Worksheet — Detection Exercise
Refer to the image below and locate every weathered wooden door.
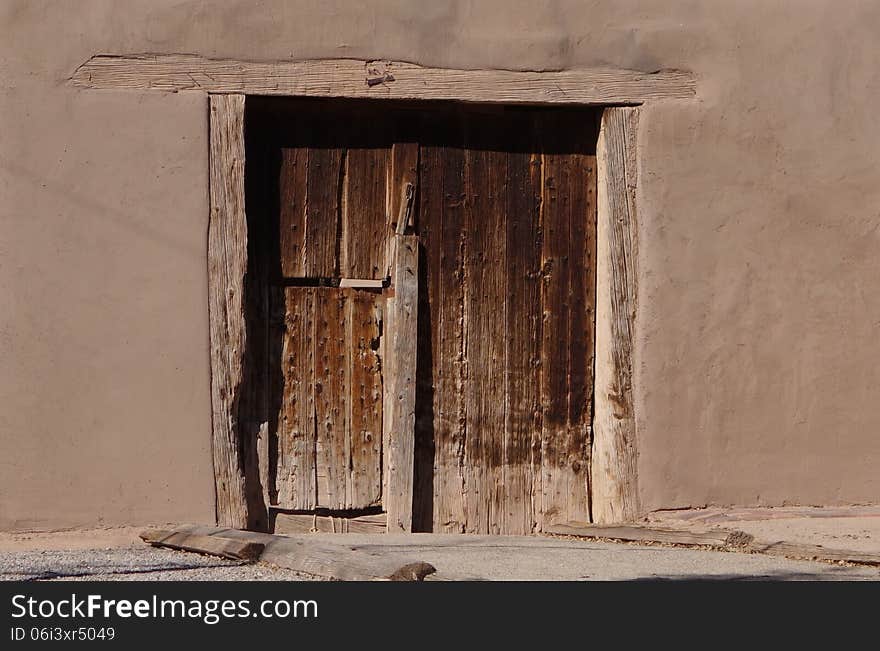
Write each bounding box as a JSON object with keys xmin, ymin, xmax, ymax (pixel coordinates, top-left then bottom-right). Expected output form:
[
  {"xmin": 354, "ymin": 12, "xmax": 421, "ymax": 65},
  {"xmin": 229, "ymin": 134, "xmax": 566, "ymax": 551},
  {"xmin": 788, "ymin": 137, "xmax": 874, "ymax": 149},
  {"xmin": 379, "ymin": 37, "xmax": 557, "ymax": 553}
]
[
  {"xmin": 252, "ymin": 99, "xmax": 597, "ymax": 535},
  {"xmin": 273, "ymin": 285, "xmax": 384, "ymax": 511},
  {"xmin": 261, "ymin": 104, "xmax": 419, "ymax": 532}
]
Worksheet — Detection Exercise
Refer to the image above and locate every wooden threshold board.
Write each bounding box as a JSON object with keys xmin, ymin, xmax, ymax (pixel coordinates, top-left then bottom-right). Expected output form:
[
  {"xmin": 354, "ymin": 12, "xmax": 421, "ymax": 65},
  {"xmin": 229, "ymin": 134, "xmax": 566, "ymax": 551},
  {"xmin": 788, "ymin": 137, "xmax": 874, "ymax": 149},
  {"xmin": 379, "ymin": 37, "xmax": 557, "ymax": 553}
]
[
  {"xmin": 141, "ymin": 525, "xmax": 435, "ymax": 581},
  {"xmin": 272, "ymin": 511, "xmax": 388, "ymax": 534},
  {"xmin": 544, "ymin": 522, "xmax": 880, "ymax": 566}
]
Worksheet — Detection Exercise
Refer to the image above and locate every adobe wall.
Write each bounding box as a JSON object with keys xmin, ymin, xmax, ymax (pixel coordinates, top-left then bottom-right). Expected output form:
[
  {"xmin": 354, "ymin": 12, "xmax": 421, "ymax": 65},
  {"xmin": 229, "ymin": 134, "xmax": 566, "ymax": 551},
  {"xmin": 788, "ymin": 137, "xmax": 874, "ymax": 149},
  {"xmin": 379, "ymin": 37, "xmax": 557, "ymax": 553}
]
[{"xmin": 2, "ymin": 0, "xmax": 877, "ymax": 530}]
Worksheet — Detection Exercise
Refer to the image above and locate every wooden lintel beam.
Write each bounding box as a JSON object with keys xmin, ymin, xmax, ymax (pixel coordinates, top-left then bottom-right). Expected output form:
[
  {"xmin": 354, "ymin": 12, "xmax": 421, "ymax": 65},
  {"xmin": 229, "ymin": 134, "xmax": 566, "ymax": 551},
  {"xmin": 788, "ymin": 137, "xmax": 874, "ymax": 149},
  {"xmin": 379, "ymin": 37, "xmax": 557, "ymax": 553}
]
[{"xmin": 71, "ymin": 55, "xmax": 696, "ymax": 105}]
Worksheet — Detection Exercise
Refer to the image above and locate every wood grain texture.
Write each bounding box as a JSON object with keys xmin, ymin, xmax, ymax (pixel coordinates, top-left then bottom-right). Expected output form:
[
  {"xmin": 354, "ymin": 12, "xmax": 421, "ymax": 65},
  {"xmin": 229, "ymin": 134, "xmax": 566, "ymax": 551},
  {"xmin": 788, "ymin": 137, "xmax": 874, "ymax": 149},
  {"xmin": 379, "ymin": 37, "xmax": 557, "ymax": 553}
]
[
  {"xmin": 384, "ymin": 235, "xmax": 419, "ymax": 532},
  {"xmin": 388, "ymin": 141, "xmax": 419, "ymax": 272},
  {"xmin": 550, "ymin": 522, "xmax": 880, "ymax": 565},
  {"xmin": 591, "ymin": 107, "xmax": 641, "ymax": 524},
  {"xmin": 275, "ymin": 288, "xmax": 317, "ymax": 509},
  {"xmin": 503, "ymin": 114, "xmax": 543, "ymax": 535},
  {"xmin": 747, "ymin": 540, "xmax": 880, "ymax": 565},
  {"xmin": 278, "ymin": 145, "xmax": 308, "ymax": 277},
  {"xmin": 304, "ymin": 141, "xmax": 343, "ymax": 277},
  {"xmin": 314, "ymin": 288, "xmax": 349, "ymax": 508},
  {"xmin": 140, "ymin": 528, "xmax": 264, "ymax": 561},
  {"xmin": 346, "ymin": 290, "xmax": 383, "ymax": 508},
  {"xmin": 463, "ymin": 116, "xmax": 508, "ymax": 534},
  {"xmin": 208, "ymin": 94, "xmax": 250, "ymax": 529},
  {"xmin": 72, "ymin": 55, "xmax": 695, "ymax": 104},
  {"xmin": 272, "ymin": 511, "xmax": 387, "ymax": 534},
  {"xmin": 544, "ymin": 522, "xmax": 743, "ymax": 548},
  {"xmin": 166, "ymin": 525, "xmax": 436, "ymax": 580},
  {"xmin": 342, "ymin": 140, "xmax": 389, "ymax": 278},
  {"xmin": 419, "ymin": 119, "xmax": 468, "ymax": 533},
  {"xmin": 538, "ymin": 114, "xmax": 595, "ymax": 529},
  {"xmin": 274, "ymin": 288, "xmax": 382, "ymax": 511}
]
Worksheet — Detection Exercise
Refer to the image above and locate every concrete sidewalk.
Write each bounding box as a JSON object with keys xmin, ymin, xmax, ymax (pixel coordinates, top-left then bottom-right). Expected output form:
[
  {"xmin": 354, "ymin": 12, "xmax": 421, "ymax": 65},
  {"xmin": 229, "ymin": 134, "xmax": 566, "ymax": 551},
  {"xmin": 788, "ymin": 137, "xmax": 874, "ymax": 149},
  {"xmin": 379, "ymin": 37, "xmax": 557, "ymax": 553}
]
[{"xmin": 0, "ymin": 523, "xmax": 878, "ymax": 581}]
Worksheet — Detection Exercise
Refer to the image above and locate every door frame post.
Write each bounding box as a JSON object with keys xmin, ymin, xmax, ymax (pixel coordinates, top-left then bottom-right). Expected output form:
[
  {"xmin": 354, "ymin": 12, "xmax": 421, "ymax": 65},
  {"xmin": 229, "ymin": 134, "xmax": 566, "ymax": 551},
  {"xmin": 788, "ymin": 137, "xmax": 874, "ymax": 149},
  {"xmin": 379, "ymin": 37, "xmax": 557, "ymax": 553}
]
[
  {"xmin": 207, "ymin": 93, "xmax": 252, "ymax": 529},
  {"xmin": 591, "ymin": 107, "xmax": 641, "ymax": 523}
]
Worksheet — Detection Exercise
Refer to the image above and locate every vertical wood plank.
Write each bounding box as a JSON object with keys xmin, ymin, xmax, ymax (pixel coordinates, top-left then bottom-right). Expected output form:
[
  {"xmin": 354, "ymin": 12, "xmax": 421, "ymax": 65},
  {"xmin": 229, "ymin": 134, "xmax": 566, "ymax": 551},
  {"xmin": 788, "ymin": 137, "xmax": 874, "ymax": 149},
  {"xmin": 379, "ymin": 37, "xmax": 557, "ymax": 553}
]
[
  {"xmin": 463, "ymin": 115, "xmax": 508, "ymax": 534},
  {"xmin": 278, "ymin": 144, "xmax": 309, "ymax": 277},
  {"xmin": 591, "ymin": 107, "xmax": 640, "ymax": 523},
  {"xmin": 304, "ymin": 137, "xmax": 343, "ymax": 277},
  {"xmin": 419, "ymin": 122, "xmax": 468, "ymax": 533},
  {"xmin": 314, "ymin": 288, "xmax": 349, "ymax": 508},
  {"xmin": 567, "ymin": 120, "xmax": 598, "ymax": 524},
  {"xmin": 342, "ymin": 143, "xmax": 389, "ymax": 279},
  {"xmin": 347, "ymin": 290, "xmax": 383, "ymax": 508},
  {"xmin": 384, "ymin": 235, "xmax": 419, "ymax": 531},
  {"xmin": 208, "ymin": 93, "xmax": 250, "ymax": 529},
  {"xmin": 503, "ymin": 113, "xmax": 543, "ymax": 535},
  {"xmin": 539, "ymin": 113, "xmax": 594, "ymax": 528},
  {"xmin": 275, "ymin": 287, "xmax": 318, "ymax": 509}
]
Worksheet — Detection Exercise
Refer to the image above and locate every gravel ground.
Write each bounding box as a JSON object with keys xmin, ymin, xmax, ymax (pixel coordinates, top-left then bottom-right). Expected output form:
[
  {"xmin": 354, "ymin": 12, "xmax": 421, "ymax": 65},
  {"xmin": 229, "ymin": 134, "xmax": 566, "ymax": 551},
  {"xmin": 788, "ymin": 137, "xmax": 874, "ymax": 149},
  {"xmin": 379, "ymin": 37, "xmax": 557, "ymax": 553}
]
[
  {"xmin": 0, "ymin": 547, "xmax": 319, "ymax": 581},
  {"xmin": 1, "ymin": 537, "xmax": 878, "ymax": 581}
]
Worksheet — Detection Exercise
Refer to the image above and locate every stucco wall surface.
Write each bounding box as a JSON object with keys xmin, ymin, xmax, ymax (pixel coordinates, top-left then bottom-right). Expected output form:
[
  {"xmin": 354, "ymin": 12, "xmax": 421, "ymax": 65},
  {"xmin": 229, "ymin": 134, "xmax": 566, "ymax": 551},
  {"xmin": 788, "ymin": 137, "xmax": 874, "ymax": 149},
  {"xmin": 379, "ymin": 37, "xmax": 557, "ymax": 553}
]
[{"xmin": 1, "ymin": 0, "xmax": 878, "ymax": 530}]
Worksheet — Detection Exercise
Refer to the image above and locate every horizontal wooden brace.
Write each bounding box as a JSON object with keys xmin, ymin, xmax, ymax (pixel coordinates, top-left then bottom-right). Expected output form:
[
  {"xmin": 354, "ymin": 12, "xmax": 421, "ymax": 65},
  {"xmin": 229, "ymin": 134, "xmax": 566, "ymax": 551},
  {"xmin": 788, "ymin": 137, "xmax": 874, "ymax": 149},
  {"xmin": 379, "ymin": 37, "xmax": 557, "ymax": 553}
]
[{"xmin": 71, "ymin": 54, "xmax": 696, "ymax": 105}]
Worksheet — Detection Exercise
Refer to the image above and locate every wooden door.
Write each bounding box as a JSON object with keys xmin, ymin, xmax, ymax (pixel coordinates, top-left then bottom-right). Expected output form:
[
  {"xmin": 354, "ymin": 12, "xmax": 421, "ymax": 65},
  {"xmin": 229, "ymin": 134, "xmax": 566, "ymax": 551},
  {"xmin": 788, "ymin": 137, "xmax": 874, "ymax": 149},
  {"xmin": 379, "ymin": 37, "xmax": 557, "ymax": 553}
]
[
  {"xmin": 252, "ymin": 100, "xmax": 597, "ymax": 535},
  {"xmin": 263, "ymin": 105, "xmax": 418, "ymax": 532},
  {"xmin": 415, "ymin": 108, "xmax": 598, "ymax": 534},
  {"xmin": 273, "ymin": 286, "xmax": 384, "ymax": 510}
]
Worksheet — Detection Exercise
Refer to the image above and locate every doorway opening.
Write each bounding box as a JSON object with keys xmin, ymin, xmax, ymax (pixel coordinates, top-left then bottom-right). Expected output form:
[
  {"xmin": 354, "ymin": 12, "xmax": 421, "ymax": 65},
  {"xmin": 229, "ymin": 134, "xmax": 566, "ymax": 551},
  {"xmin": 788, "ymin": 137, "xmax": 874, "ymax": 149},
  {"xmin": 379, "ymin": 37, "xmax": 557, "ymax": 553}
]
[{"xmin": 240, "ymin": 96, "xmax": 601, "ymax": 535}]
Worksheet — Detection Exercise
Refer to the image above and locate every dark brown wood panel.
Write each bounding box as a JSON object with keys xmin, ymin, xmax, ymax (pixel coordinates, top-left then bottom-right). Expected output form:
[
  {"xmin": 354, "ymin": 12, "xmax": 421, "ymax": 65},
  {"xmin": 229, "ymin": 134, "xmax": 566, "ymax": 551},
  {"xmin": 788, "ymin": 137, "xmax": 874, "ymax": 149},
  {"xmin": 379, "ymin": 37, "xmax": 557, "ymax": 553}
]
[
  {"xmin": 273, "ymin": 286, "xmax": 383, "ymax": 512},
  {"xmin": 342, "ymin": 142, "xmax": 389, "ymax": 279},
  {"xmin": 463, "ymin": 114, "xmax": 509, "ymax": 534},
  {"xmin": 278, "ymin": 145, "xmax": 308, "ymax": 277},
  {"xmin": 275, "ymin": 287, "xmax": 317, "ymax": 509},
  {"xmin": 539, "ymin": 113, "xmax": 594, "ymax": 527},
  {"xmin": 313, "ymin": 288, "xmax": 349, "ymax": 508},
  {"xmin": 277, "ymin": 117, "xmax": 344, "ymax": 279},
  {"xmin": 422, "ymin": 115, "xmax": 468, "ymax": 532},
  {"xmin": 346, "ymin": 290, "xmax": 383, "ymax": 508},
  {"xmin": 503, "ymin": 113, "xmax": 543, "ymax": 535},
  {"xmin": 305, "ymin": 143, "xmax": 343, "ymax": 278}
]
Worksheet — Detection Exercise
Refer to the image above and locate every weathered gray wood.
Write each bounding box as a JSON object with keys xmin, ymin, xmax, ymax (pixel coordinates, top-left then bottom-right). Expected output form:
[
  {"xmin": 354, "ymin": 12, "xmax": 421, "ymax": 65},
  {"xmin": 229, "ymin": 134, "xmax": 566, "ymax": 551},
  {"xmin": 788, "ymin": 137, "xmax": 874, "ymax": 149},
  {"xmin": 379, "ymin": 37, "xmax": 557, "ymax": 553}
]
[
  {"xmin": 339, "ymin": 278, "xmax": 384, "ymax": 289},
  {"xmin": 549, "ymin": 522, "xmax": 880, "ymax": 566},
  {"xmin": 72, "ymin": 55, "xmax": 696, "ymax": 105},
  {"xmin": 273, "ymin": 511, "xmax": 387, "ymax": 534},
  {"xmin": 591, "ymin": 107, "xmax": 641, "ymax": 524},
  {"xmin": 208, "ymin": 94, "xmax": 251, "ymax": 529},
  {"xmin": 384, "ymin": 235, "xmax": 419, "ymax": 532},
  {"xmin": 545, "ymin": 522, "xmax": 746, "ymax": 548},
  {"xmin": 747, "ymin": 540, "xmax": 880, "ymax": 566},
  {"xmin": 140, "ymin": 528, "xmax": 264, "ymax": 561},
  {"xmin": 169, "ymin": 525, "xmax": 436, "ymax": 580}
]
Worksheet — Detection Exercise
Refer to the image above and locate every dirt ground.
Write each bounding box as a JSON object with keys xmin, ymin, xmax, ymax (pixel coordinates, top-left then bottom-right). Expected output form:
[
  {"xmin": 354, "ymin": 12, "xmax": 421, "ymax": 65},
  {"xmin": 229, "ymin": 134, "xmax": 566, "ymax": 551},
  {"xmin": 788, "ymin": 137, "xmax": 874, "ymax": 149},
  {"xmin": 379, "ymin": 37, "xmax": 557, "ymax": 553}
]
[{"xmin": 1, "ymin": 514, "xmax": 878, "ymax": 581}]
